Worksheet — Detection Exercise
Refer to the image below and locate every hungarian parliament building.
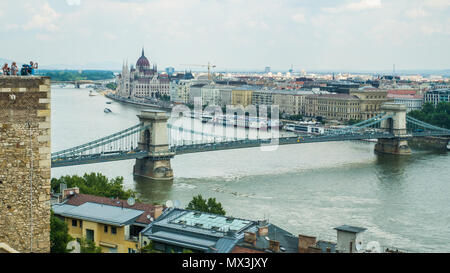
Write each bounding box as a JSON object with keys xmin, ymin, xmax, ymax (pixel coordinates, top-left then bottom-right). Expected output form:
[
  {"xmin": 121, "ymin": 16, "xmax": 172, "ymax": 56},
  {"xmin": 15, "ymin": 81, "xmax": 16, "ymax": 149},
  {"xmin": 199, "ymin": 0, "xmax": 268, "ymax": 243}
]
[{"xmin": 116, "ymin": 48, "xmax": 170, "ymax": 99}]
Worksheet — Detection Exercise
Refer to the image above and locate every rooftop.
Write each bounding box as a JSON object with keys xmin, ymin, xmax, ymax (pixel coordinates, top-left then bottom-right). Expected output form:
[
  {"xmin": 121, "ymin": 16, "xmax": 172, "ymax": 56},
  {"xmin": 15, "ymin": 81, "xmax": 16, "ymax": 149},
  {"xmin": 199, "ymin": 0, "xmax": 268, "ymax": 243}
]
[
  {"xmin": 52, "ymin": 202, "xmax": 145, "ymax": 226},
  {"xmin": 334, "ymin": 225, "xmax": 366, "ymax": 234},
  {"xmin": 59, "ymin": 193, "xmax": 163, "ymax": 225}
]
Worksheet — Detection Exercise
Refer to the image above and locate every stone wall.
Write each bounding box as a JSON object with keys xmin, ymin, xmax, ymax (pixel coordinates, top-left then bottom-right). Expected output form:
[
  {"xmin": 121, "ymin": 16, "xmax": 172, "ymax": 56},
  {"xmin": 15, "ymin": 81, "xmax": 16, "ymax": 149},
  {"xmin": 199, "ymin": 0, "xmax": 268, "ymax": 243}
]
[
  {"xmin": 0, "ymin": 76, "xmax": 51, "ymax": 253},
  {"xmin": 409, "ymin": 136, "xmax": 449, "ymax": 150}
]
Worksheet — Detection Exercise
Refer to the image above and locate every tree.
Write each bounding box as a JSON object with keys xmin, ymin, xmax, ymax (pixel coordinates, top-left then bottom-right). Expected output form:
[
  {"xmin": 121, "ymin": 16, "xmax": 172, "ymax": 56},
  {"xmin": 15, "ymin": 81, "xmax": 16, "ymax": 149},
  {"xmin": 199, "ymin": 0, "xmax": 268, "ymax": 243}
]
[
  {"xmin": 79, "ymin": 237, "xmax": 102, "ymax": 253},
  {"xmin": 50, "ymin": 211, "xmax": 73, "ymax": 253},
  {"xmin": 105, "ymin": 82, "xmax": 117, "ymax": 90},
  {"xmin": 186, "ymin": 194, "xmax": 226, "ymax": 216},
  {"xmin": 51, "ymin": 172, "xmax": 139, "ymax": 200},
  {"xmin": 409, "ymin": 102, "xmax": 450, "ymax": 129}
]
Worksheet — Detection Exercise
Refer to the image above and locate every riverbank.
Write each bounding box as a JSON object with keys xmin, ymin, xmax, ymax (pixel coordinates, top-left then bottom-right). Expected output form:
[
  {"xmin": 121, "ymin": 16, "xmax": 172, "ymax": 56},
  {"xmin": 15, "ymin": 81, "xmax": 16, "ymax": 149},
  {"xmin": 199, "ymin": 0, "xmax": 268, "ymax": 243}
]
[
  {"xmin": 409, "ymin": 136, "xmax": 450, "ymax": 150},
  {"xmin": 105, "ymin": 92, "xmax": 172, "ymax": 111}
]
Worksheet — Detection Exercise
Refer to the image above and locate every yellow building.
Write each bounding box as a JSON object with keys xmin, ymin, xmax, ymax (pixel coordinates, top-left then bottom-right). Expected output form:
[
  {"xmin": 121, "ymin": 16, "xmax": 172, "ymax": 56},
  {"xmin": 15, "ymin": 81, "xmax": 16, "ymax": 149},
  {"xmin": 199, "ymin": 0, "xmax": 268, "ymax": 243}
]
[
  {"xmin": 304, "ymin": 87, "xmax": 391, "ymax": 121},
  {"xmin": 231, "ymin": 89, "xmax": 253, "ymax": 107},
  {"xmin": 349, "ymin": 87, "xmax": 390, "ymax": 120},
  {"xmin": 53, "ymin": 189, "xmax": 163, "ymax": 253}
]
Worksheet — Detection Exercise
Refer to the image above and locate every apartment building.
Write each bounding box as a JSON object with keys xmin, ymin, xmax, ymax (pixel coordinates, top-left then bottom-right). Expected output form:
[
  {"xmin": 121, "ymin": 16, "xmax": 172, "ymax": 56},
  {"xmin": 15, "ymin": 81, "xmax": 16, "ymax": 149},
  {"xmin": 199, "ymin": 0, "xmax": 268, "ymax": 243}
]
[{"xmin": 52, "ymin": 189, "xmax": 163, "ymax": 253}]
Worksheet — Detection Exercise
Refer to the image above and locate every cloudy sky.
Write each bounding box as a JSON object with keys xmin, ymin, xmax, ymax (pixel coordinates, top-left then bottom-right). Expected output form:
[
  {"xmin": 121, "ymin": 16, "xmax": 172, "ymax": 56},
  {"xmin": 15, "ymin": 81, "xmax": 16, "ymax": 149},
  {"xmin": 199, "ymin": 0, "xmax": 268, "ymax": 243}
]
[{"xmin": 0, "ymin": 0, "xmax": 449, "ymax": 71}]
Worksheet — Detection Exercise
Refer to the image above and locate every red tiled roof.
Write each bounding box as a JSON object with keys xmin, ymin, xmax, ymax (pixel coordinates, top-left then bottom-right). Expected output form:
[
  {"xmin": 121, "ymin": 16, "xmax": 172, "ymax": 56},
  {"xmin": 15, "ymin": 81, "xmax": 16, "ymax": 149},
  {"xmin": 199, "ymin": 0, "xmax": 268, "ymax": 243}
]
[
  {"xmin": 64, "ymin": 193, "xmax": 164, "ymax": 225},
  {"xmin": 231, "ymin": 246, "xmax": 265, "ymax": 253}
]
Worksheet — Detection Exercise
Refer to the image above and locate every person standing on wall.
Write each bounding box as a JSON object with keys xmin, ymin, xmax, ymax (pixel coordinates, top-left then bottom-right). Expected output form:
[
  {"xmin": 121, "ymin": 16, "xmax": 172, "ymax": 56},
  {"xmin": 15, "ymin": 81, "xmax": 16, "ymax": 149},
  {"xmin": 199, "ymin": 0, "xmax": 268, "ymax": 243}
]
[
  {"xmin": 2, "ymin": 63, "xmax": 10, "ymax": 75},
  {"xmin": 11, "ymin": 62, "xmax": 18, "ymax": 76}
]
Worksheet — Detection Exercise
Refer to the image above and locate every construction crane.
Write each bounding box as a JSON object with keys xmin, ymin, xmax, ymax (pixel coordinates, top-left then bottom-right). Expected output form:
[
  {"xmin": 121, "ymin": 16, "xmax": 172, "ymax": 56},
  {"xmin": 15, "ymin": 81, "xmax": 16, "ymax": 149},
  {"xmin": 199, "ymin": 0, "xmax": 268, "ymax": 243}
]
[{"xmin": 180, "ymin": 62, "xmax": 216, "ymax": 81}]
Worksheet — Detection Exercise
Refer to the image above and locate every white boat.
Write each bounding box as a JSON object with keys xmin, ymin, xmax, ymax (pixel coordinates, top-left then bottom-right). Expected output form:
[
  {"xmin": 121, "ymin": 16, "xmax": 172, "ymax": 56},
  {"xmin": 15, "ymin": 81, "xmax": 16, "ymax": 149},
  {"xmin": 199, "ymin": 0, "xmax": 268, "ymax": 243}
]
[
  {"xmin": 89, "ymin": 90, "xmax": 97, "ymax": 96},
  {"xmin": 104, "ymin": 108, "xmax": 112, "ymax": 113}
]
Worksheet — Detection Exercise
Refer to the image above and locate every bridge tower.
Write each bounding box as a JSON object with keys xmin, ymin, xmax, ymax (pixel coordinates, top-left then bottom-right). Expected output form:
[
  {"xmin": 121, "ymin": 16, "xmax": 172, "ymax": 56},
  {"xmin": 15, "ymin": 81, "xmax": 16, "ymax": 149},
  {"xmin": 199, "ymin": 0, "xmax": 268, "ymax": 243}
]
[
  {"xmin": 133, "ymin": 110, "xmax": 174, "ymax": 180},
  {"xmin": 374, "ymin": 103, "xmax": 411, "ymax": 155}
]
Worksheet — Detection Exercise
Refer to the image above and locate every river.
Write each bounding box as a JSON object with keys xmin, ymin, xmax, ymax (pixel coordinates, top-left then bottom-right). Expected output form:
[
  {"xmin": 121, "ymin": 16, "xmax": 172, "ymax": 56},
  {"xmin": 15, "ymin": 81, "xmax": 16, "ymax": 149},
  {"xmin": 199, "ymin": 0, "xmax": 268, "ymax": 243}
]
[{"xmin": 51, "ymin": 86, "xmax": 450, "ymax": 252}]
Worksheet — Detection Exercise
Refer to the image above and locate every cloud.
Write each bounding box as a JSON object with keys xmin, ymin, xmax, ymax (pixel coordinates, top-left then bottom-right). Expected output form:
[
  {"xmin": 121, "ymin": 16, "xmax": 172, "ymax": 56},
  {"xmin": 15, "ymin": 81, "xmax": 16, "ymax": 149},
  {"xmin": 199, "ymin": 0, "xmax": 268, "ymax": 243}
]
[
  {"xmin": 423, "ymin": 0, "xmax": 450, "ymax": 8},
  {"xmin": 67, "ymin": 0, "xmax": 82, "ymax": 6},
  {"xmin": 405, "ymin": 8, "xmax": 429, "ymax": 19},
  {"xmin": 292, "ymin": 13, "xmax": 306, "ymax": 24},
  {"xmin": 323, "ymin": 0, "xmax": 381, "ymax": 13},
  {"xmin": 23, "ymin": 3, "xmax": 61, "ymax": 32}
]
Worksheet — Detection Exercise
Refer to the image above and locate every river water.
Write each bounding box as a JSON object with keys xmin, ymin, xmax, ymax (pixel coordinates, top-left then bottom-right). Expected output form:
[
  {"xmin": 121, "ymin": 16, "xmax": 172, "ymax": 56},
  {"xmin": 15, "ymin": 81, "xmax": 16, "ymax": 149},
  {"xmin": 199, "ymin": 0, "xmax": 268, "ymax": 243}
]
[{"xmin": 51, "ymin": 87, "xmax": 450, "ymax": 252}]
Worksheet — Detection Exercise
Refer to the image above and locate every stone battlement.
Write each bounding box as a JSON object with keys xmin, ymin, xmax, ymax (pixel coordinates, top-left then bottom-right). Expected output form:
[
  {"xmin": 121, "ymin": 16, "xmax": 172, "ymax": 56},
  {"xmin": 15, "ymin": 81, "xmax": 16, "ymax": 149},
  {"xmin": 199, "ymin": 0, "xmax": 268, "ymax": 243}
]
[{"xmin": 0, "ymin": 76, "xmax": 51, "ymax": 253}]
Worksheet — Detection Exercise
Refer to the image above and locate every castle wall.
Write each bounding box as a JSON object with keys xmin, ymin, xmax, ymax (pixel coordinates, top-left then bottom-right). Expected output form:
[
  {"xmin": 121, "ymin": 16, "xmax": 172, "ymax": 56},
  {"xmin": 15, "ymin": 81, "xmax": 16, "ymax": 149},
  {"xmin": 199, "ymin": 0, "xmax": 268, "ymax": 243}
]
[{"xmin": 0, "ymin": 76, "xmax": 51, "ymax": 253}]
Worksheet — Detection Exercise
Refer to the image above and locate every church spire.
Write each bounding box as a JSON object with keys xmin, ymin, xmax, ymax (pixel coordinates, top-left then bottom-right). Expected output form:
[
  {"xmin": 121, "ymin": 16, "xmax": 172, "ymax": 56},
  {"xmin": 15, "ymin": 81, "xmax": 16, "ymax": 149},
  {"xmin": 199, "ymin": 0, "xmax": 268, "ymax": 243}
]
[{"xmin": 142, "ymin": 47, "xmax": 145, "ymax": 57}]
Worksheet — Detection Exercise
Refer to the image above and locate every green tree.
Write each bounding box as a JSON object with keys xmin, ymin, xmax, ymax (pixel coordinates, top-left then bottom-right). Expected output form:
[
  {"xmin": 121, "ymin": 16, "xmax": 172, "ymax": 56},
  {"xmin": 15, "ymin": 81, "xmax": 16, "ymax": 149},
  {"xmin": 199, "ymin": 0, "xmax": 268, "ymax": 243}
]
[
  {"xmin": 409, "ymin": 102, "xmax": 450, "ymax": 129},
  {"xmin": 50, "ymin": 211, "xmax": 73, "ymax": 253},
  {"xmin": 51, "ymin": 172, "xmax": 139, "ymax": 200},
  {"xmin": 186, "ymin": 194, "xmax": 226, "ymax": 216},
  {"xmin": 79, "ymin": 237, "xmax": 102, "ymax": 253},
  {"xmin": 106, "ymin": 82, "xmax": 117, "ymax": 90},
  {"xmin": 140, "ymin": 241, "xmax": 161, "ymax": 253}
]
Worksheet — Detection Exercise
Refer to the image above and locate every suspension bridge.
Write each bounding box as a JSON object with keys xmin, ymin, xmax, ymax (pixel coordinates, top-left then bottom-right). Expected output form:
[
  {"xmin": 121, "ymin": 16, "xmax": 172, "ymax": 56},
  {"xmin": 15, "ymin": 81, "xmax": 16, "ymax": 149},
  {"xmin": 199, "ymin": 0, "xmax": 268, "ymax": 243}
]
[{"xmin": 51, "ymin": 103, "xmax": 450, "ymax": 180}]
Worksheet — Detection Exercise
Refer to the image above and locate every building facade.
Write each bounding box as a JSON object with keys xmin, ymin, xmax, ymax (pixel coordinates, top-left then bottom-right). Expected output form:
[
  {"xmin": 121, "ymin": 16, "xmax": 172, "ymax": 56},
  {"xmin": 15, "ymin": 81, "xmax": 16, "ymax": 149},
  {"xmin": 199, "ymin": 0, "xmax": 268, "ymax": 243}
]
[
  {"xmin": 116, "ymin": 48, "xmax": 170, "ymax": 100},
  {"xmin": 52, "ymin": 190, "xmax": 164, "ymax": 253},
  {"xmin": 424, "ymin": 89, "xmax": 450, "ymax": 106},
  {"xmin": 304, "ymin": 87, "xmax": 390, "ymax": 121},
  {"xmin": 231, "ymin": 89, "xmax": 253, "ymax": 107}
]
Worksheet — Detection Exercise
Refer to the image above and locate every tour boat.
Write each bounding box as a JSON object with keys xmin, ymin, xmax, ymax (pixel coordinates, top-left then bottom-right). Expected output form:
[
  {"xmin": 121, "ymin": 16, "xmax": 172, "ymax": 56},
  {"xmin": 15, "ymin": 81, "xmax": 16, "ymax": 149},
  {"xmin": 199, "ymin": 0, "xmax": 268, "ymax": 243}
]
[
  {"xmin": 89, "ymin": 90, "xmax": 97, "ymax": 96},
  {"xmin": 104, "ymin": 108, "xmax": 112, "ymax": 113}
]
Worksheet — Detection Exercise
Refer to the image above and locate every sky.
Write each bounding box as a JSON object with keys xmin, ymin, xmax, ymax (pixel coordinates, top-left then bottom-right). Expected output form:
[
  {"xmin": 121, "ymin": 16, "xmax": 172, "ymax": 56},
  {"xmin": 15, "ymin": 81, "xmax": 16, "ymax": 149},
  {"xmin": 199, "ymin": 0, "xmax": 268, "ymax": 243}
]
[{"xmin": 0, "ymin": 0, "xmax": 449, "ymax": 72}]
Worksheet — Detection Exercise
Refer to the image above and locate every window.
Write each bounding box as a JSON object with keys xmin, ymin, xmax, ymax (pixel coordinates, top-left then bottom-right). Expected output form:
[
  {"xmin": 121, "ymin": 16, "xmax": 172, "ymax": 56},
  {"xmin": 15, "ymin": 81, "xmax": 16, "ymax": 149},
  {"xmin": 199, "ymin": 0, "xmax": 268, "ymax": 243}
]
[
  {"xmin": 111, "ymin": 226, "xmax": 117, "ymax": 234},
  {"xmin": 86, "ymin": 229, "xmax": 94, "ymax": 242},
  {"xmin": 104, "ymin": 225, "xmax": 108, "ymax": 233},
  {"xmin": 72, "ymin": 219, "xmax": 77, "ymax": 227},
  {"xmin": 79, "ymin": 220, "xmax": 83, "ymax": 228}
]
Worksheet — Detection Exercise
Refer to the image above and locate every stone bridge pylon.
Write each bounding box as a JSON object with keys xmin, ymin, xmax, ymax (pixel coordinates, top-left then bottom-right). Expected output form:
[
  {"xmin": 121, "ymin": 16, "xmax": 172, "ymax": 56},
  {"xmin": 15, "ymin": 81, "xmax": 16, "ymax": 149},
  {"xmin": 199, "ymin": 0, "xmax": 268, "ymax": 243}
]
[
  {"xmin": 374, "ymin": 103, "xmax": 412, "ymax": 155},
  {"xmin": 133, "ymin": 110, "xmax": 174, "ymax": 180}
]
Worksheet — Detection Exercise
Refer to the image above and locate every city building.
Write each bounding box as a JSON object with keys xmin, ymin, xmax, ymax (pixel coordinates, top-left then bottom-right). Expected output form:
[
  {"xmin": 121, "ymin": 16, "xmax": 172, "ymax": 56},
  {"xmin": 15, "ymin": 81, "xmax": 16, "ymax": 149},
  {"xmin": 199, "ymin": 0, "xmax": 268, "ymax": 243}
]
[
  {"xmin": 304, "ymin": 86, "xmax": 390, "ymax": 122},
  {"xmin": 116, "ymin": 48, "xmax": 170, "ymax": 100},
  {"xmin": 140, "ymin": 208, "xmax": 325, "ymax": 253},
  {"xmin": 424, "ymin": 89, "xmax": 450, "ymax": 106},
  {"xmin": 52, "ymin": 189, "xmax": 164, "ymax": 253},
  {"xmin": 349, "ymin": 86, "xmax": 390, "ymax": 120},
  {"xmin": 231, "ymin": 88, "xmax": 253, "ymax": 107},
  {"xmin": 387, "ymin": 93, "xmax": 423, "ymax": 112},
  {"xmin": 305, "ymin": 93, "xmax": 361, "ymax": 121}
]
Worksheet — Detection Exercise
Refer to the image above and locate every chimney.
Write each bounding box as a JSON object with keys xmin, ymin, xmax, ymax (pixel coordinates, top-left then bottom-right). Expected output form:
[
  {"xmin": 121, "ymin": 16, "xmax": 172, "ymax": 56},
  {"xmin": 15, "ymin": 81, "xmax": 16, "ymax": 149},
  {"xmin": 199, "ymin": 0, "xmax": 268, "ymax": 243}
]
[
  {"xmin": 307, "ymin": 246, "xmax": 322, "ymax": 253},
  {"xmin": 153, "ymin": 205, "xmax": 163, "ymax": 219},
  {"xmin": 269, "ymin": 240, "xmax": 280, "ymax": 252},
  {"xmin": 298, "ymin": 234, "xmax": 317, "ymax": 253},
  {"xmin": 257, "ymin": 219, "xmax": 269, "ymax": 236},
  {"xmin": 62, "ymin": 187, "xmax": 79, "ymax": 200},
  {"xmin": 244, "ymin": 232, "xmax": 257, "ymax": 246},
  {"xmin": 258, "ymin": 226, "xmax": 268, "ymax": 236}
]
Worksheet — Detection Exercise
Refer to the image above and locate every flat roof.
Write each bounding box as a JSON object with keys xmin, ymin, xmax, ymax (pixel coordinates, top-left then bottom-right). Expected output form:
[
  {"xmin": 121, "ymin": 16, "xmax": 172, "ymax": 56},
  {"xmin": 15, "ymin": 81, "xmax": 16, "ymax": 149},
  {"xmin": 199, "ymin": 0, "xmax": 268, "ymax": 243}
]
[
  {"xmin": 334, "ymin": 225, "xmax": 366, "ymax": 234},
  {"xmin": 171, "ymin": 211, "xmax": 252, "ymax": 233},
  {"xmin": 52, "ymin": 202, "xmax": 145, "ymax": 226}
]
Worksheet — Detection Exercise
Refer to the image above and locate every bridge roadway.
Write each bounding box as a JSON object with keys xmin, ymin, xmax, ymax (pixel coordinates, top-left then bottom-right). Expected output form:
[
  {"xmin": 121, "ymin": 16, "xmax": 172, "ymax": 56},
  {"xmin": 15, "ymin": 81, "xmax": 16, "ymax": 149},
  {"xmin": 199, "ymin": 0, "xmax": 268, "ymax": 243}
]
[
  {"xmin": 172, "ymin": 131, "xmax": 396, "ymax": 155},
  {"xmin": 52, "ymin": 131, "xmax": 399, "ymax": 167}
]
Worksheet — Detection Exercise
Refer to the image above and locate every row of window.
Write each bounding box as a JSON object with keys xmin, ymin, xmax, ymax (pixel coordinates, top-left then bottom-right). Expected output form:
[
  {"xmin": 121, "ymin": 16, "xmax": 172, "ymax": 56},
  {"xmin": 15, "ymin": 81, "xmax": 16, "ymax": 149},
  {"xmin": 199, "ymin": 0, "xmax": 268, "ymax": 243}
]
[{"xmin": 71, "ymin": 219, "xmax": 117, "ymax": 235}]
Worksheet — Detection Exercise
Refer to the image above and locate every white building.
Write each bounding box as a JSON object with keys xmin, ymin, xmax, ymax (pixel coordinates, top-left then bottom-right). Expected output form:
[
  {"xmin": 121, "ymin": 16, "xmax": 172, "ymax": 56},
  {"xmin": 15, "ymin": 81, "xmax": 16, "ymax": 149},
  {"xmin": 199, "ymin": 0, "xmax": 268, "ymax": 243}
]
[{"xmin": 116, "ymin": 48, "xmax": 170, "ymax": 100}]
